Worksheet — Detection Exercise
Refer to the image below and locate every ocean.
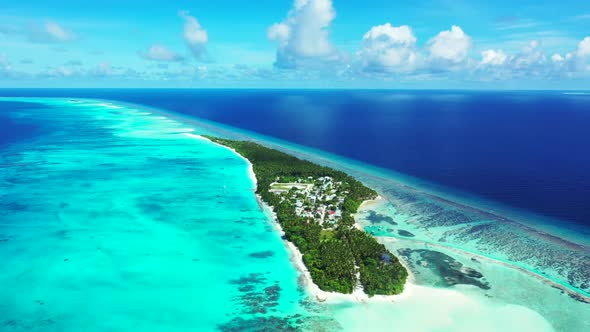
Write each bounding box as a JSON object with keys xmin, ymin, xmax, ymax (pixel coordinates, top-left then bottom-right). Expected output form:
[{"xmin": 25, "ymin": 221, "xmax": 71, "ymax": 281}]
[
  {"xmin": 0, "ymin": 92, "xmax": 588, "ymax": 331},
  {"xmin": 1, "ymin": 89, "xmax": 589, "ymax": 230},
  {"xmin": 0, "ymin": 98, "xmax": 322, "ymax": 330}
]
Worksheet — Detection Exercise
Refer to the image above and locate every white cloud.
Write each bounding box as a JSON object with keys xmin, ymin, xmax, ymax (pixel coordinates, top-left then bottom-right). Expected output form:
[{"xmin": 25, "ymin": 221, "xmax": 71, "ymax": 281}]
[
  {"xmin": 510, "ymin": 40, "xmax": 547, "ymax": 70},
  {"xmin": 46, "ymin": 66, "xmax": 76, "ymax": 78},
  {"xmin": 473, "ymin": 39, "xmax": 590, "ymax": 80},
  {"xmin": 29, "ymin": 21, "xmax": 75, "ymax": 43},
  {"xmin": 140, "ymin": 44, "xmax": 184, "ymax": 62},
  {"xmin": 0, "ymin": 54, "xmax": 12, "ymax": 76},
  {"xmin": 267, "ymin": 0, "xmax": 340, "ymax": 69},
  {"xmin": 90, "ymin": 63, "xmax": 113, "ymax": 77},
  {"xmin": 427, "ymin": 25, "xmax": 472, "ymax": 64},
  {"xmin": 0, "ymin": 54, "xmax": 30, "ymax": 80},
  {"xmin": 358, "ymin": 23, "xmax": 418, "ymax": 73},
  {"xmin": 267, "ymin": 23, "xmax": 290, "ymax": 43},
  {"xmin": 551, "ymin": 53, "xmax": 564, "ymax": 62},
  {"xmin": 480, "ymin": 49, "xmax": 507, "ymax": 65},
  {"xmin": 577, "ymin": 37, "xmax": 590, "ymax": 57},
  {"xmin": 179, "ymin": 11, "xmax": 208, "ymax": 60}
]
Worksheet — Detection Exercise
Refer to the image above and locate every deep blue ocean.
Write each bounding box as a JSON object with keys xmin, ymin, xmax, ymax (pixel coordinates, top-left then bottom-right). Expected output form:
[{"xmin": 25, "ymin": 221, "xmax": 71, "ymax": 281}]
[{"xmin": 1, "ymin": 89, "xmax": 589, "ymax": 229}]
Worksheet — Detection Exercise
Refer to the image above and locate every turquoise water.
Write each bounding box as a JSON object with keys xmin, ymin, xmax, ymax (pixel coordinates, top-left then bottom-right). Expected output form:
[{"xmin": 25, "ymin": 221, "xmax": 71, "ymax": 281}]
[
  {"xmin": 356, "ymin": 200, "xmax": 590, "ymax": 332},
  {"xmin": 1, "ymin": 97, "xmax": 587, "ymax": 331},
  {"xmin": 0, "ymin": 98, "xmax": 326, "ymax": 331}
]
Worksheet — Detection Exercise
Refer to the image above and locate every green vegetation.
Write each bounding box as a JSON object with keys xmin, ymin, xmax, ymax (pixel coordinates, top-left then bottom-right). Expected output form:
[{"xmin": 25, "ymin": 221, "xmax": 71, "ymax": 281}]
[{"xmin": 207, "ymin": 136, "xmax": 408, "ymax": 296}]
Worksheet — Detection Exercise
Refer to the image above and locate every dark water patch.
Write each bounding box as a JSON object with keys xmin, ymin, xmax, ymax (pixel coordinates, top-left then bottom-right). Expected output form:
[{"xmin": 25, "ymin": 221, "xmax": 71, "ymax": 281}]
[
  {"xmin": 224, "ymin": 272, "xmax": 339, "ymax": 329},
  {"xmin": 365, "ymin": 211, "xmax": 397, "ymax": 225},
  {"xmin": 217, "ymin": 313, "xmax": 341, "ymax": 332},
  {"xmin": 228, "ymin": 273, "xmax": 267, "ymax": 286},
  {"xmin": 0, "ymin": 102, "xmax": 45, "ymax": 147},
  {"xmin": 398, "ymin": 248, "xmax": 490, "ymax": 290},
  {"xmin": 249, "ymin": 251, "xmax": 275, "ymax": 259},
  {"xmin": 3, "ymin": 176, "xmax": 35, "ymax": 185},
  {"xmin": 462, "ymin": 267, "xmax": 483, "ymax": 278},
  {"xmin": 0, "ymin": 201, "xmax": 29, "ymax": 214},
  {"xmin": 397, "ymin": 230, "xmax": 415, "ymax": 237},
  {"xmin": 217, "ymin": 315, "xmax": 301, "ymax": 332},
  {"xmin": 54, "ymin": 229, "xmax": 72, "ymax": 240},
  {"xmin": 228, "ymin": 273, "xmax": 282, "ymax": 315},
  {"xmin": 568, "ymin": 292, "xmax": 590, "ymax": 304}
]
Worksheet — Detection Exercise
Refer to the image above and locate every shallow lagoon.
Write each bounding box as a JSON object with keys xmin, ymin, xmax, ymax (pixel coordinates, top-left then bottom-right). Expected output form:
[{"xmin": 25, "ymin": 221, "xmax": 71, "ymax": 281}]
[
  {"xmin": 0, "ymin": 98, "xmax": 587, "ymax": 331},
  {"xmin": 0, "ymin": 98, "xmax": 324, "ymax": 331}
]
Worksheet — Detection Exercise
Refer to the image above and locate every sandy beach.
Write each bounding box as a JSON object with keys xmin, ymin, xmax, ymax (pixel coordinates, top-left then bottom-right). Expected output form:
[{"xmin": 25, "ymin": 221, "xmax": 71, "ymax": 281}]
[{"xmin": 261, "ymin": 200, "xmax": 416, "ymax": 304}]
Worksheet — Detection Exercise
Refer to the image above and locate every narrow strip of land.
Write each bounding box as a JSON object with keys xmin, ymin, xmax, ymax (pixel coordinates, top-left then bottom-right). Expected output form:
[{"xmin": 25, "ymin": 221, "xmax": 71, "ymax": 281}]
[{"xmin": 206, "ymin": 136, "xmax": 408, "ymax": 296}]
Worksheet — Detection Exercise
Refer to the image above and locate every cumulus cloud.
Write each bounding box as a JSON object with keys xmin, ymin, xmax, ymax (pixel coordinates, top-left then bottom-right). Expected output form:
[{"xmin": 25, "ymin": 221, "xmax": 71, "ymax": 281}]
[
  {"xmin": 551, "ymin": 54, "xmax": 564, "ymax": 63},
  {"xmin": 578, "ymin": 37, "xmax": 590, "ymax": 57},
  {"xmin": 140, "ymin": 44, "xmax": 184, "ymax": 62},
  {"xmin": 556, "ymin": 36, "xmax": 590, "ymax": 72},
  {"xmin": 474, "ymin": 38, "xmax": 590, "ymax": 80},
  {"xmin": 179, "ymin": 11, "xmax": 208, "ymax": 60},
  {"xmin": 29, "ymin": 21, "xmax": 75, "ymax": 43},
  {"xmin": 358, "ymin": 23, "xmax": 418, "ymax": 73},
  {"xmin": 93, "ymin": 63, "xmax": 113, "ymax": 77},
  {"xmin": 480, "ymin": 49, "xmax": 507, "ymax": 65},
  {"xmin": 475, "ymin": 41, "xmax": 547, "ymax": 79},
  {"xmin": 427, "ymin": 25, "xmax": 472, "ymax": 65},
  {"xmin": 46, "ymin": 66, "xmax": 76, "ymax": 78},
  {"xmin": 267, "ymin": 0, "xmax": 340, "ymax": 69},
  {"xmin": 37, "ymin": 62, "xmax": 145, "ymax": 81},
  {"xmin": 511, "ymin": 41, "xmax": 547, "ymax": 70}
]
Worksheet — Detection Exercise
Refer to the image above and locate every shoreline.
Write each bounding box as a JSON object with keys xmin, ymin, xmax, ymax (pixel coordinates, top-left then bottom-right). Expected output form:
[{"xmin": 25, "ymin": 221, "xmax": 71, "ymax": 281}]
[
  {"xmin": 187, "ymin": 134, "xmax": 589, "ymax": 305},
  {"xmin": 193, "ymin": 133, "xmax": 414, "ymax": 304},
  {"xmin": 185, "ymin": 133, "xmax": 258, "ymax": 187}
]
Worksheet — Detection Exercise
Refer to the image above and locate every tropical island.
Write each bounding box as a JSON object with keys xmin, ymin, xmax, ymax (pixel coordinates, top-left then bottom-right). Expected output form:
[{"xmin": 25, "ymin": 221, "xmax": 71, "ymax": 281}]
[{"xmin": 207, "ymin": 136, "xmax": 408, "ymax": 296}]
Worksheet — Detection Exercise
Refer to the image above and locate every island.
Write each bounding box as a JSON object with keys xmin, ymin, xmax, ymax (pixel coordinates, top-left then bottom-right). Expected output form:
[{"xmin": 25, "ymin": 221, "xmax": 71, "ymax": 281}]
[{"xmin": 207, "ymin": 136, "xmax": 408, "ymax": 296}]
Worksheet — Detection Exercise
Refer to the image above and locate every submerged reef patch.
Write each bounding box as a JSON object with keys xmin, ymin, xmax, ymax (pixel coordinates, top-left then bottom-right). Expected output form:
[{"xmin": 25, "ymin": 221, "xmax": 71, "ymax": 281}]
[
  {"xmin": 398, "ymin": 248, "xmax": 490, "ymax": 290},
  {"xmin": 228, "ymin": 273, "xmax": 281, "ymax": 315},
  {"xmin": 384, "ymin": 186, "xmax": 590, "ymax": 294},
  {"xmin": 365, "ymin": 210, "xmax": 397, "ymax": 226},
  {"xmin": 221, "ymin": 273, "xmax": 337, "ymax": 331},
  {"xmin": 248, "ymin": 251, "xmax": 275, "ymax": 259},
  {"xmin": 397, "ymin": 230, "xmax": 415, "ymax": 237}
]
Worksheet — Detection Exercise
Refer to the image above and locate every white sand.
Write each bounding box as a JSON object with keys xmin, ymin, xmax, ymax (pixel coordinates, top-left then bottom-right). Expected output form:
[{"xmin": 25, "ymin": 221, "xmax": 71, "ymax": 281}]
[{"xmin": 332, "ymin": 284, "xmax": 554, "ymax": 332}]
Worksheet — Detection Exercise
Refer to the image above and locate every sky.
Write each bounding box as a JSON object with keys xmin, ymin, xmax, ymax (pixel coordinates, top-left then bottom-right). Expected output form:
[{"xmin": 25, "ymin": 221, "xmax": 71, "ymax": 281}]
[{"xmin": 0, "ymin": 0, "xmax": 589, "ymax": 89}]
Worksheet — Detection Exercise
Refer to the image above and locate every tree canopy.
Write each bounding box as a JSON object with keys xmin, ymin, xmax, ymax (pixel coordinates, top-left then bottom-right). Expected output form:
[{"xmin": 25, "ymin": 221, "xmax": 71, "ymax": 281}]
[{"xmin": 208, "ymin": 137, "xmax": 407, "ymax": 296}]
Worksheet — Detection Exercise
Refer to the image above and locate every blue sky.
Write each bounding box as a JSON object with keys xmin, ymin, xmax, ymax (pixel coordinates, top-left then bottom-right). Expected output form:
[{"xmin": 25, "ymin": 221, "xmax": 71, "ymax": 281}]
[{"xmin": 0, "ymin": 0, "xmax": 589, "ymax": 88}]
